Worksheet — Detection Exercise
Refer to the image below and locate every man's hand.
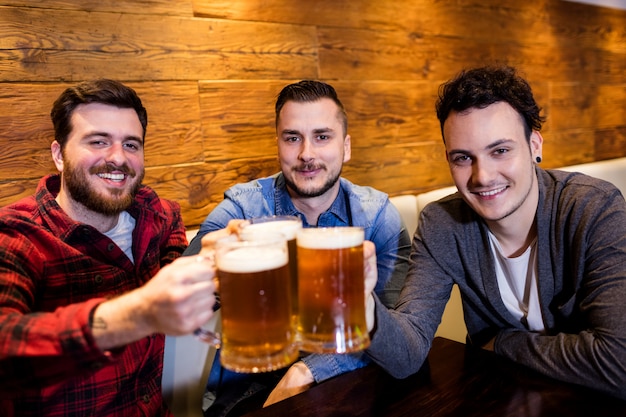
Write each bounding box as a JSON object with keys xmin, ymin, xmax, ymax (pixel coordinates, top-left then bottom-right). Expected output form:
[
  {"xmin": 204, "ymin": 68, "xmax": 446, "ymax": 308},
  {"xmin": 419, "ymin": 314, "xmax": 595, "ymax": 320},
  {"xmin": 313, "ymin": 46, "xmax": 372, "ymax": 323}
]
[
  {"xmin": 92, "ymin": 254, "xmax": 217, "ymax": 350},
  {"xmin": 199, "ymin": 219, "xmax": 246, "ymax": 255},
  {"xmin": 363, "ymin": 240, "xmax": 377, "ymax": 332},
  {"xmin": 263, "ymin": 361, "xmax": 315, "ymax": 407}
]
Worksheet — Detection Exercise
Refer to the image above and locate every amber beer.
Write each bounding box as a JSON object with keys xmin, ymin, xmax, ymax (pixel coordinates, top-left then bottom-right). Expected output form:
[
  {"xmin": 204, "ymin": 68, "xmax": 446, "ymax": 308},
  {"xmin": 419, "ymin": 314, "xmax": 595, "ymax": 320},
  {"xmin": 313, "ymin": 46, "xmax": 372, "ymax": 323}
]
[
  {"xmin": 215, "ymin": 236, "xmax": 298, "ymax": 373},
  {"xmin": 241, "ymin": 216, "xmax": 302, "ymax": 323},
  {"xmin": 297, "ymin": 227, "xmax": 369, "ymax": 353}
]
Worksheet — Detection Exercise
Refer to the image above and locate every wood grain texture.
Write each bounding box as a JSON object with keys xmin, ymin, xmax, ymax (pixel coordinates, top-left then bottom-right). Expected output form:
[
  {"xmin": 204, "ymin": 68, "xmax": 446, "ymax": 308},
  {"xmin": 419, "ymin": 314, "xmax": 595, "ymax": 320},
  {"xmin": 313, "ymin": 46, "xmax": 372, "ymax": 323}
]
[
  {"xmin": 0, "ymin": 1, "xmax": 194, "ymax": 15},
  {"xmin": 144, "ymin": 158, "xmax": 281, "ymax": 227},
  {"xmin": 0, "ymin": 6, "xmax": 318, "ymax": 82},
  {"xmin": 0, "ymin": 82, "xmax": 202, "ymax": 176},
  {"xmin": 0, "ymin": 0, "xmax": 625, "ymax": 229},
  {"xmin": 198, "ymin": 80, "xmax": 285, "ymax": 163},
  {"xmin": 595, "ymin": 127, "xmax": 626, "ymax": 160},
  {"xmin": 550, "ymin": 83, "xmax": 626, "ymax": 130}
]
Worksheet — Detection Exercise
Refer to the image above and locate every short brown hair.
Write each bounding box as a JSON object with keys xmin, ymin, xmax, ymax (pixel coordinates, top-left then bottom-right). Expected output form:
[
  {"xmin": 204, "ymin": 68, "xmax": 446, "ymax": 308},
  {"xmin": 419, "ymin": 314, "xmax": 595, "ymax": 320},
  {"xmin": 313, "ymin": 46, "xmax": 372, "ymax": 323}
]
[
  {"xmin": 275, "ymin": 80, "xmax": 348, "ymax": 135},
  {"xmin": 50, "ymin": 79, "xmax": 148, "ymax": 149}
]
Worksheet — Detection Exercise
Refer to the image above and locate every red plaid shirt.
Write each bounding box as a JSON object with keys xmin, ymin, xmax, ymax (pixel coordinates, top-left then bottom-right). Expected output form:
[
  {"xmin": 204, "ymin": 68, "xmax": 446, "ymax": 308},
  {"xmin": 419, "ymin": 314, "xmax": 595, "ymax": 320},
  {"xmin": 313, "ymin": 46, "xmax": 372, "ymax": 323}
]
[{"xmin": 0, "ymin": 175, "xmax": 187, "ymax": 416}]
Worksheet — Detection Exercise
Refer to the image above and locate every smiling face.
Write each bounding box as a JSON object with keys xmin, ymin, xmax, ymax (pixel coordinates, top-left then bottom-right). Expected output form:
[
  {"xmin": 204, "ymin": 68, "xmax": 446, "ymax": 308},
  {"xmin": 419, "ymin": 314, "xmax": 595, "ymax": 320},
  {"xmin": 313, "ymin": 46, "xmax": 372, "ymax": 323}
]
[
  {"xmin": 276, "ymin": 98, "xmax": 351, "ymax": 199},
  {"xmin": 443, "ymin": 101, "xmax": 543, "ymax": 230},
  {"xmin": 51, "ymin": 102, "xmax": 145, "ymax": 218}
]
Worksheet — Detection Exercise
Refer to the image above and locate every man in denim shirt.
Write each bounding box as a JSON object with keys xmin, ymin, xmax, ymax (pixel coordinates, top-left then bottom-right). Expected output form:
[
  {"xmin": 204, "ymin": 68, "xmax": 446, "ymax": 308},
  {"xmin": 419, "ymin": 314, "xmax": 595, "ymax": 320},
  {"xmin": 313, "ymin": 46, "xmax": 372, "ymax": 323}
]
[{"xmin": 185, "ymin": 80, "xmax": 411, "ymax": 416}]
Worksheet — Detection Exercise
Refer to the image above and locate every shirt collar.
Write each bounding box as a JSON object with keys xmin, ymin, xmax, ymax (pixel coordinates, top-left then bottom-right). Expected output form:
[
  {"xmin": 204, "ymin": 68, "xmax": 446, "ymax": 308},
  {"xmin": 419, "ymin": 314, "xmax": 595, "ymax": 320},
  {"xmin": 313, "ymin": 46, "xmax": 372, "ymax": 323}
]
[{"xmin": 273, "ymin": 174, "xmax": 350, "ymax": 226}]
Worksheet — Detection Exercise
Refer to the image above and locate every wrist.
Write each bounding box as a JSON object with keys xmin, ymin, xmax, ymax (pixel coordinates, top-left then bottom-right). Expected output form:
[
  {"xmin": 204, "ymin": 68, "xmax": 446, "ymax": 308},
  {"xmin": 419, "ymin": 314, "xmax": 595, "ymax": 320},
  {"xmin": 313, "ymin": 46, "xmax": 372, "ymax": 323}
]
[
  {"xmin": 292, "ymin": 361, "xmax": 315, "ymax": 384},
  {"xmin": 92, "ymin": 291, "xmax": 152, "ymax": 350}
]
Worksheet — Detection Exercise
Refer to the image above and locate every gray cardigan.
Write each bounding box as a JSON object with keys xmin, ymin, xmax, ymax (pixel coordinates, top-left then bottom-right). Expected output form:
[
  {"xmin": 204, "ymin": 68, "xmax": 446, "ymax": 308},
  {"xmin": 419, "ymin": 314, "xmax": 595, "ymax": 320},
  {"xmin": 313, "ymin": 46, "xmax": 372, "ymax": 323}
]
[{"xmin": 366, "ymin": 167, "xmax": 626, "ymax": 400}]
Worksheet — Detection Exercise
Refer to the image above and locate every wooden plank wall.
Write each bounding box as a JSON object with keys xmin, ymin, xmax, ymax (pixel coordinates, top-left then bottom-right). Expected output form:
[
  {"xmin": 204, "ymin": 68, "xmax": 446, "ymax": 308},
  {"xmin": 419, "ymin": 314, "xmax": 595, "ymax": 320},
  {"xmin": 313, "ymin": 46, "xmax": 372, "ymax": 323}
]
[{"xmin": 1, "ymin": 0, "xmax": 625, "ymax": 229}]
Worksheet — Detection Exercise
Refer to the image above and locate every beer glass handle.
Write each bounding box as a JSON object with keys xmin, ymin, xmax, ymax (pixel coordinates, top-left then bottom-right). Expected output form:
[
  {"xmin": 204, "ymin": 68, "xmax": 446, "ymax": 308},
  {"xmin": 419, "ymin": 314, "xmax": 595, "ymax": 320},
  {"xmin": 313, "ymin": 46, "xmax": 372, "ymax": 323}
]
[
  {"xmin": 192, "ymin": 249, "xmax": 221, "ymax": 347},
  {"xmin": 193, "ymin": 327, "xmax": 221, "ymax": 348},
  {"xmin": 193, "ymin": 300, "xmax": 221, "ymax": 347}
]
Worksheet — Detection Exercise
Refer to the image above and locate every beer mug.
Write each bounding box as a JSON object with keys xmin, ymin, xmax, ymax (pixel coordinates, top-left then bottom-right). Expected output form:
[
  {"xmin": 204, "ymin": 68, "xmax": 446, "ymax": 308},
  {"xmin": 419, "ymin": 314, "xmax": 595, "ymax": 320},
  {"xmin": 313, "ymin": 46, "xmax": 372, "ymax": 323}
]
[
  {"xmin": 296, "ymin": 227, "xmax": 370, "ymax": 353},
  {"xmin": 202, "ymin": 233, "xmax": 298, "ymax": 373},
  {"xmin": 240, "ymin": 215, "xmax": 302, "ymax": 326}
]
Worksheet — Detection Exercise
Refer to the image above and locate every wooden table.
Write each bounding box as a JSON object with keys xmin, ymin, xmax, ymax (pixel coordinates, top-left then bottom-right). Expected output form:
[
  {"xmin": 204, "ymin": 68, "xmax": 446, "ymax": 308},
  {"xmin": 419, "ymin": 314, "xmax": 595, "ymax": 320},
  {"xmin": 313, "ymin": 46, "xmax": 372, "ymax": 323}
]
[{"xmin": 243, "ymin": 337, "xmax": 626, "ymax": 416}]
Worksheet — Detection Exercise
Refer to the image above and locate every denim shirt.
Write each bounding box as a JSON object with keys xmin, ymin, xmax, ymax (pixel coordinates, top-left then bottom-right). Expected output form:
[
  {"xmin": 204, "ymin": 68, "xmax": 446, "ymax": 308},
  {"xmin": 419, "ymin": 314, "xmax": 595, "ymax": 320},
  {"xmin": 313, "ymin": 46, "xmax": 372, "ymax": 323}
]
[{"xmin": 186, "ymin": 173, "xmax": 410, "ymax": 415}]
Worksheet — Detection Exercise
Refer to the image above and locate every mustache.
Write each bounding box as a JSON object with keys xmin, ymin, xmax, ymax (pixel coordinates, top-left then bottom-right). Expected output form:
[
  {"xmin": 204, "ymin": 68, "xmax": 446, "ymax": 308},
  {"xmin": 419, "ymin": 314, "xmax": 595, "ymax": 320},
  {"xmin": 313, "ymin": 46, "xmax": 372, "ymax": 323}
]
[
  {"xmin": 90, "ymin": 163, "xmax": 136, "ymax": 177},
  {"xmin": 294, "ymin": 163, "xmax": 325, "ymax": 172}
]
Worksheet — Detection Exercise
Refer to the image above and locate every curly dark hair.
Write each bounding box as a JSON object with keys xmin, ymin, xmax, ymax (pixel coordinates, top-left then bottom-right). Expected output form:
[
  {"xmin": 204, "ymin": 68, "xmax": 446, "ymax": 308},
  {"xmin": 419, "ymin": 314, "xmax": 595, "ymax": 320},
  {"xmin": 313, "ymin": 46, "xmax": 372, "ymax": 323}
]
[
  {"xmin": 50, "ymin": 79, "xmax": 148, "ymax": 149},
  {"xmin": 435, "ymin": 65, "xmax": 545, "ymax": 142},
  {"xmin": 275, "ymin": 80, "xmax": 348, "ymax": 135}
]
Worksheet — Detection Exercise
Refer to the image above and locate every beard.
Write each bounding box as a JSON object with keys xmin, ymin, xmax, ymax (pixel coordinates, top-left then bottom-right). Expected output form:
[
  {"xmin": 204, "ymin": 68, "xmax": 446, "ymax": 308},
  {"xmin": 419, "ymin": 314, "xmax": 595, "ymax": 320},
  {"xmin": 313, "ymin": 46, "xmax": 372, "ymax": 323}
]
[
  {"xmin": 62, "ymin": 159, "xmax": 144, "ymax": 216},
  {"xmin": 284, "ymin": 164, "xmax": 342, "ymax": 198}
]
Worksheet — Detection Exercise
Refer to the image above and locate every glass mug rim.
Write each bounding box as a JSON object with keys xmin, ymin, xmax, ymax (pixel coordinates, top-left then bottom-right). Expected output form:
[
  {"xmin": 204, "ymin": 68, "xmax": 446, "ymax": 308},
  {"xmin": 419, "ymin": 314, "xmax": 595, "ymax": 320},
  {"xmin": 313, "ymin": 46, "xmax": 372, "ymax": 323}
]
[
  {"xmin": 214, "ymin": 232, "xmax": 288, "ymax": 273},
  {"xmin": 239, "ymin": 215, "xmax": 302, "ymax": 240},
  {"xmin": 246, "ymin": 214, "xmax": 301, "ymax": 222},
  {"xmin": 297, "ymin": 226, "xmax": 364, "ymax": 245}
]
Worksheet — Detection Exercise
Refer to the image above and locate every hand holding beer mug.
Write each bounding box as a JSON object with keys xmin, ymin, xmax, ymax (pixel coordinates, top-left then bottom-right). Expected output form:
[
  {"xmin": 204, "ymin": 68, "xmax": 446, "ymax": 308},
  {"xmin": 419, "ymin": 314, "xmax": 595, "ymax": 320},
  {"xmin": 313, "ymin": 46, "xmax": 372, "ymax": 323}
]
[
  {"xmin": 216, "ymin": 233, "xmax": 299, "ymax": 373},
  {"xmin": 193, "ymin": 221, "xmax": 244, "ymax": 346},
  {"xmin": 296, "ymin": 227, "xmax": 370, "ymax": 353}
]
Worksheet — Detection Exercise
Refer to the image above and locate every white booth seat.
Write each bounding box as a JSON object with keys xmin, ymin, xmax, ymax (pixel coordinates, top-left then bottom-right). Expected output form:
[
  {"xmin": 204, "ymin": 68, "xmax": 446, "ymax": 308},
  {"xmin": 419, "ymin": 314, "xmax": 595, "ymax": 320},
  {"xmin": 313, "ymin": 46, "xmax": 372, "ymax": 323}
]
[
  {"xmin": 162, "ymin": 313, "xmax": 220, "ymax": 417},
  {"xmin": 163, "ymin": 157, "xmax": 626, "ymax": 416},
  {"xmin": 560, "ymin": 157, "xmax": 626, "ymax": 193}
]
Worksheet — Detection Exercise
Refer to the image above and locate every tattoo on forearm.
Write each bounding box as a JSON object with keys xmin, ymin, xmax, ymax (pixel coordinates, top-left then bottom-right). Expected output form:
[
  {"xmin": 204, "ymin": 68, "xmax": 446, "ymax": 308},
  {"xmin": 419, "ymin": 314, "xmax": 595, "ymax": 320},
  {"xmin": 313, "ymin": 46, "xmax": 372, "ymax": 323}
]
[{"xmin": 91, "ymin": 316, "xmax": 108, "ymax": 330}]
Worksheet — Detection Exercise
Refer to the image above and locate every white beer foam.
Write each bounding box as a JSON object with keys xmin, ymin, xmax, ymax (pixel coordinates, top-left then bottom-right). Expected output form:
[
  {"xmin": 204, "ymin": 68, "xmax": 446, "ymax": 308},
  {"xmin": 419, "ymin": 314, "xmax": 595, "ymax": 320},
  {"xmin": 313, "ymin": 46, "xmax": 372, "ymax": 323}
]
[
  {"xmin": 297, "ymin": 228, "xmax": 364, "ymax": 249},
  {"xmin": 217, "ymin": 245, "xmax": 287, "ymax": 273},
  {"xmin": 244, "ymin": 220, "xmax": 302, "ymax": 240}
]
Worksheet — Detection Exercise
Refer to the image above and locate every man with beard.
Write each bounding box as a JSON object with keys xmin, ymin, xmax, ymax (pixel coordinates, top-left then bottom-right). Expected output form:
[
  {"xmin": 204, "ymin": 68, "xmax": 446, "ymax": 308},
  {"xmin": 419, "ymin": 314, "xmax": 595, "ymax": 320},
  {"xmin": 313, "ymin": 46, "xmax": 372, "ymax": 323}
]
[
  {"xmin": 185, "ymin": 80, "xmax": 410, "ymax": 416},
  {"xmin": 363, "ymin": 66, "xmax": 626, "ymax": 400},
  {"xmin": 0, "ymin": 79, "xmax": 217, "ymax": 416}
]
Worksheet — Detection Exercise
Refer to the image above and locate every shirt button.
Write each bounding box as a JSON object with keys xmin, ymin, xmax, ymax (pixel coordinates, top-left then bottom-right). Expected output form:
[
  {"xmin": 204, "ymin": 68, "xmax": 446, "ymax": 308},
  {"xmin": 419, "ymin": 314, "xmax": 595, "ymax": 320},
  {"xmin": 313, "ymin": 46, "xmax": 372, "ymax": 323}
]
[
  {"xmin": 107, "ymin": 243, "xmax": 115, "ymax": 251},
  {"xmin": 142, "ymin": 394, "xmax": 151, "ymax": 403},
  {"xmin": 94, "ymin": 275, "xmax": 104, "ymax": 284}
]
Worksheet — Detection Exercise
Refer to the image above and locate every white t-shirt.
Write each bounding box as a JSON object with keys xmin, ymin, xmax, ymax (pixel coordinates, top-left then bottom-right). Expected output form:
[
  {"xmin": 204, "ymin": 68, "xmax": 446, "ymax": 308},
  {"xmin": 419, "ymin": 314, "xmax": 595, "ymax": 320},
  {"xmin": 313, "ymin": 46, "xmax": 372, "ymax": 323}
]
[
  {"xmin": 488, "ymin": 231, "xmax": 545, "ymax": 332},
  {"xmin": 104, "ymin": 210, "xmax": 136, "ymax": 264}
]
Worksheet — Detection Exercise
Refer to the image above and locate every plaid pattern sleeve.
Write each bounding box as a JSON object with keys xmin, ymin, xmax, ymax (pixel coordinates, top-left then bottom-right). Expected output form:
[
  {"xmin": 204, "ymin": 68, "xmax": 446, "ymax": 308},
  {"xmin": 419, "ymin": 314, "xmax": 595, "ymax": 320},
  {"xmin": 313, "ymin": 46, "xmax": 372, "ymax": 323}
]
[{"xmin": 0, "ymin": 175, "xmax": 184, "ymax": 416}]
